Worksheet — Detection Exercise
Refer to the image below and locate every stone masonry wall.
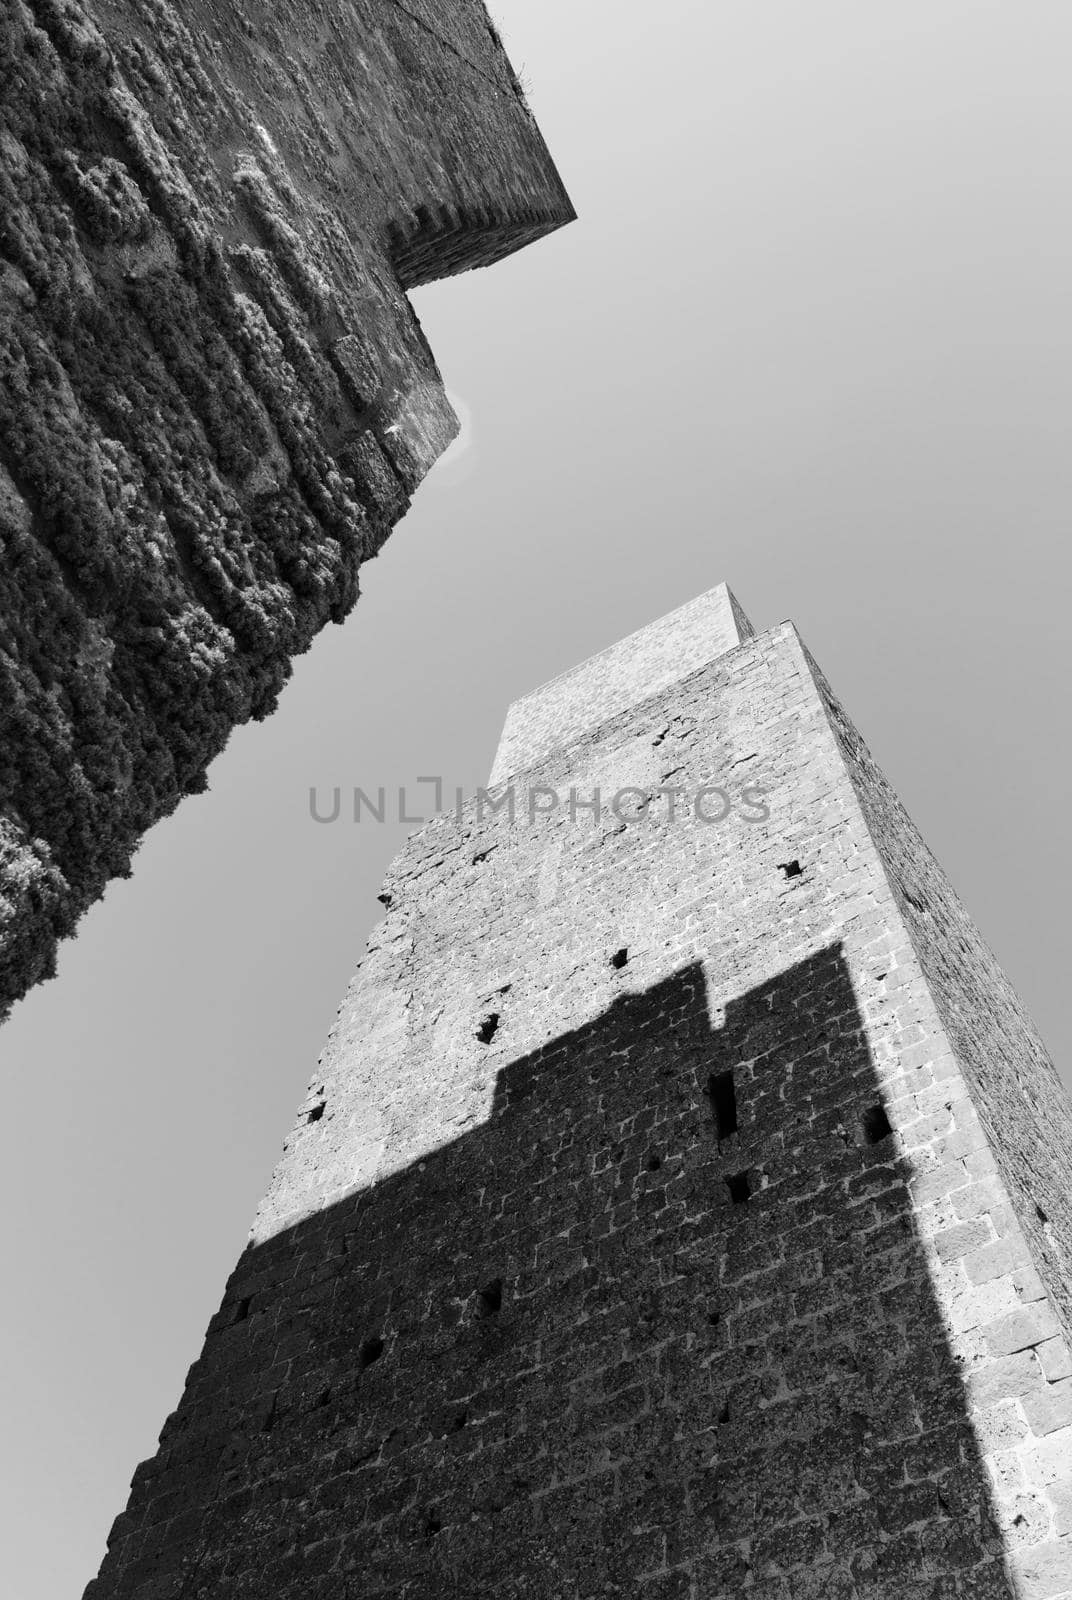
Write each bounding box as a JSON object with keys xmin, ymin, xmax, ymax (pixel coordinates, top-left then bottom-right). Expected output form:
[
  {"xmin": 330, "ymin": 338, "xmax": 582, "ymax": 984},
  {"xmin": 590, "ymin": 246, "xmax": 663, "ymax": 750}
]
[
  {"xmin": 489, "ymin": 582, "xmax": 754, "ymax": 785},
  {"xmin": 0, "ymin": 0, "xmax": 573, "ymax": 1018},
  {"xmin": 86, "ymin": 613, "xmax": 1072, "ymax": 1597},
  {"xmin": 801, "ymin": 638, "xmax": 1072, "ymax": 1596},
  {"xmin": 806, "ymin": 642, "xmax": 1072, "ymax": 1346}
]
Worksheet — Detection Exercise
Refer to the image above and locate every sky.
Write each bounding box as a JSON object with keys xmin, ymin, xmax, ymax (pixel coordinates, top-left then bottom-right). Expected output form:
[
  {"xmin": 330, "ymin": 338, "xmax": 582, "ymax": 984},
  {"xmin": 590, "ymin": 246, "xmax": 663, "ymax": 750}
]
[{"xmin": 2, "ymin": 2, "xmax": 1071, "ymax": 1595}]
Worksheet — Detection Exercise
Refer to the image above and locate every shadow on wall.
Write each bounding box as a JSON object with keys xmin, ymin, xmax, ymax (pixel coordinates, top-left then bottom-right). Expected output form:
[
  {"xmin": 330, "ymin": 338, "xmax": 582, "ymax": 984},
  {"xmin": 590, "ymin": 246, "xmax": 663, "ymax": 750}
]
[{"xmin": 88, "ymin": 946, "xmax": 1014, "ymax": 1598}]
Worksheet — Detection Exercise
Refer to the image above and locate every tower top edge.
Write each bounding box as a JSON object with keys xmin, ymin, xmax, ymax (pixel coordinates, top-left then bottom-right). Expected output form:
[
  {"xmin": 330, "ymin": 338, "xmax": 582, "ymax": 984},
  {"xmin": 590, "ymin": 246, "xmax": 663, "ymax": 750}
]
[{"xmin": 489, "ymin": 582, "xmax": 755, "ymax": 785}]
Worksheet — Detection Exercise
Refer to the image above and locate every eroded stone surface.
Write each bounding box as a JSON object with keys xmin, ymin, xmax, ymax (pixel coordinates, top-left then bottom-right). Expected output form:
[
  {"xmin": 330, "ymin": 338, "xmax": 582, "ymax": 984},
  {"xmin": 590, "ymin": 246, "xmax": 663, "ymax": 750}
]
[{"xmin": 0, "ymin": 0, "xmax": 572, "ymax": 1016}]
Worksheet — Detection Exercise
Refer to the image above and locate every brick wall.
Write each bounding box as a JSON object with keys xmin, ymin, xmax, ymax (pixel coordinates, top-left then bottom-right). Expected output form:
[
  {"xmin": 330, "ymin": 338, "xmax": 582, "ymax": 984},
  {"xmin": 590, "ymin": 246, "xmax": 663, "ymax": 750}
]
[
  {"xmin": 86, "ymin": 605, "xmax": 1072, "ymax": 1596},
  {"xmin": 0, "ymin": 0, "xmax": 573, "ymax": 1018}
]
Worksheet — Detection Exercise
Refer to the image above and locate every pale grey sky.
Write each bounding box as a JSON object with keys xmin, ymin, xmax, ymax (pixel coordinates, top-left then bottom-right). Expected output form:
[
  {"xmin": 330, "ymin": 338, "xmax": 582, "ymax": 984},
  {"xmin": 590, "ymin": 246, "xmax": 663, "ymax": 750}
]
[{"xmin": 2, "ymin": 3, "xmax": 1070, "ymax": 1595}]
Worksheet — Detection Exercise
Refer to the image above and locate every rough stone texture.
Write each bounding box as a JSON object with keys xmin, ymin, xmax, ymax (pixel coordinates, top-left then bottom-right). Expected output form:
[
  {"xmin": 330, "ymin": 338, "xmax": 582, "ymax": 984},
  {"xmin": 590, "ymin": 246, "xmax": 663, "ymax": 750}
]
[
  {"xmin": 0, "ymin": 0, "xmax": 573, "ymax": 1018},
  {"xmin": 489, "ymin": 582, "xmax": 755, "ymax": 785},
  {"xmin": 86, "ymin": 597, "xmax": 1072, "ymax": 1597},
  {"xmin": 807, "ymin": 645, "xmax": 1072, "ymax": 1353}
]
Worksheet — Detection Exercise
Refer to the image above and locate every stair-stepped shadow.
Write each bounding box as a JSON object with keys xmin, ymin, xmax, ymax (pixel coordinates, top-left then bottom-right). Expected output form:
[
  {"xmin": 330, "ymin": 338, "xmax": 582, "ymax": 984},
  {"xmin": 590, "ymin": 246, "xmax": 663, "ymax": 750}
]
[{"xmin": 87, "ymin": 944, "xmax": 1013, "ymax": 1599}]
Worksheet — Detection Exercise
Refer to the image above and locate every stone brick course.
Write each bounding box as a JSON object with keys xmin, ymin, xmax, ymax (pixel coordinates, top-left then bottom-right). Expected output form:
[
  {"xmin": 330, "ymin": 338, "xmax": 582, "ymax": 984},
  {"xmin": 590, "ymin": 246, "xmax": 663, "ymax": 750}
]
[{"xmin": 86, "ymin": 595, "xmax": 1072, "ymax": 1597}]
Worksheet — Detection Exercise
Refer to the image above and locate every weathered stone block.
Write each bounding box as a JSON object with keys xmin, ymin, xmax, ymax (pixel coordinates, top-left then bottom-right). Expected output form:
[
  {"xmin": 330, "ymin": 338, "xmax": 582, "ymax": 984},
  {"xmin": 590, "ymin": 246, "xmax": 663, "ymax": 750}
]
[
  {"xmin": 986, "ymin": 1306, "xmax": 1063, "ymax": 1359},
  {"xmin": 967, "ymin": 1237, "xmax": 1034, "ymax": 1286},
  {"xmin": 1023, "ymin": 1381, "xmax": 1072, "ymax": 1440},
  {"xmin": 934, "ymin": 1218, "xmax": 995, "ymax": 1262},
  {"xmin": 967, "ymin": 1351, "xmax": 1045, "ymax": 1412},
  {"xmin": 1052, "ymin": 1481, "xmax": 1072, "ymax": 1538},
  {"xmin": 1038, "ymin": 1339, "xmax": 1072, "ymax": 1385},
  {"xmin": 1011, "ymin": 1539, "xmax": 1072, "ymax": 1600}
]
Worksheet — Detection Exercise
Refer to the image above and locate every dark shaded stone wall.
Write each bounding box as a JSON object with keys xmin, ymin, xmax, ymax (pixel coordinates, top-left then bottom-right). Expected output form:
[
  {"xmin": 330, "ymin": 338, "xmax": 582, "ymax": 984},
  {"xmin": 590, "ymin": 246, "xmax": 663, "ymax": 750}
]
[
  {"xmin": 806, "ymin": 643, "xmax": 1072, "ymax": 1360},
  {"xmin": 0, "ymin": 0, "xmax": 573, "ymax": 1017},
  {"xmin": 85, "ymin": 607, "xmax": 1072, "ymax": 1596},
  {"xmin": 88, "ymin": 952, "xmax": 1017, "ymax": 1598}
]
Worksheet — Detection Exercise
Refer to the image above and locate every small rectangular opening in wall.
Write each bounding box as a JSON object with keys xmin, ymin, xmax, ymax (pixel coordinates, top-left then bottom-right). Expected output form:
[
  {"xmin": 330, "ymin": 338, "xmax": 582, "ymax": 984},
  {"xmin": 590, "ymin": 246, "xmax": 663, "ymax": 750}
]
[
  {"xmin": 477, "ymin": 1278, "xmax": 503, "ymax": 1317},
  {"xmin": 359, "ymin": 1335, "xmax": 384, "ymax": 1369},
  {"xmin": 476, "ymin": 1013, "xmax": 500, "ymax": 1046},
  {"xmin": 725, "ymin": 1170, "xmax": 751, "ymax": 1205},
  {"xmin": 708, "ymin": 1070, "xmax": 738, "ymax": 1139},
  {"xmin": 862, "ymin": 1105, "xmax": 893, "ymax": 1145}
]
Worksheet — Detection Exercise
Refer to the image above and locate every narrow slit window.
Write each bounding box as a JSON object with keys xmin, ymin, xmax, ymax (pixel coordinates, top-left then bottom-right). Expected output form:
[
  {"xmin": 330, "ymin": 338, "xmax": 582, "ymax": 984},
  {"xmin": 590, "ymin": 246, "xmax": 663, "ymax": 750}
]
[
  {"xmin": 476, "ymin": 1012, "xmax": 500, "ymax": 1045},
  {"xmin": 708, "ymin": 1070, "xmax": 738, "ymax": 1139},
  {"xmin": 725, "ymin": 1170, "xmax": 751, "ymax": 1205},
  {"xmin": 359, "ymin": 1334, "xmax": 384, "ymax": 1369},
  {"xmin": 862, "ymin": 1104, "xmax": 893, "ymax": 1145},
  {"xmin": 477, "ymin": 1277, "xmax": 503, "ymax": 1317}
]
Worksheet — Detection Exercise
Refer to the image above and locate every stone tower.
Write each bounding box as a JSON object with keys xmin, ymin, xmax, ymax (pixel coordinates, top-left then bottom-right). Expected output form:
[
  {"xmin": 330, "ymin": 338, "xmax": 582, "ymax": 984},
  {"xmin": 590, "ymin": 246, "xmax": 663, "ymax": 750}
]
[
  {"xmin": 0, "ymin": 0, "xmax": 572, "ymax": 1018},
  {"xmin": 88, "ymin": 586, "xmax": 1072, "ymax": 1598}
]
